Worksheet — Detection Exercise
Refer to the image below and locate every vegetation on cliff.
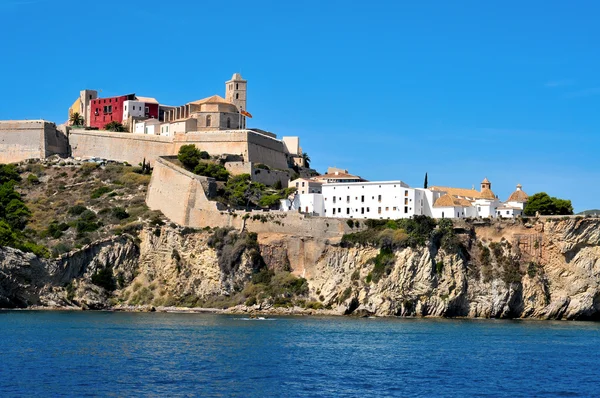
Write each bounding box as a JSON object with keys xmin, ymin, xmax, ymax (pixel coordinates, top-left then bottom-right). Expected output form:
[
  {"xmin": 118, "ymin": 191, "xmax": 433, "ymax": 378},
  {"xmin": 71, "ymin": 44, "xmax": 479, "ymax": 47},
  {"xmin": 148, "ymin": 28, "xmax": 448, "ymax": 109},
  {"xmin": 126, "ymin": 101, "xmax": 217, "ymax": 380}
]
[
  {"xmin": 0, "ymin": 164, "xmax": 47, "ymax": 257},
  {"xmin": 2, "ymin": 160, "xmax": 163, "ymax": 258},
  {"xmin": 341, "ymin": 215, "xmax": 459, "ymax": 252},
  {"xmin": 524, "ymin": 192, "xmax": 573, "ymax": 216}
]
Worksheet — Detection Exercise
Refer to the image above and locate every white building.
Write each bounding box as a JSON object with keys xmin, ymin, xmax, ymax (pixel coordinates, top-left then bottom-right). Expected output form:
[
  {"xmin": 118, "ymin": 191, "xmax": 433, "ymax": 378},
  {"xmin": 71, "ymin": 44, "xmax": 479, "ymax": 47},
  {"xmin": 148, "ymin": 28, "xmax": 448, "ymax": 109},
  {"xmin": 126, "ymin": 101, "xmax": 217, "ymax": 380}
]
[
  {"xmin": 280, "ymin": 193, "xmax": 324, "ymax": 215},
  {"xmin": 289, "ymin": 178, "xmax": 322, "ymax": 194},
  {"xmin": 134, "ymin": 119, "xmax": 161, "ymax": 135},
  {"xmin": 280, "ymin": 176, "xmax": 528, "ymax": 220},
  {"xmin": 322, "ymin": 181, "xmax": 434, "ymax": 219}
]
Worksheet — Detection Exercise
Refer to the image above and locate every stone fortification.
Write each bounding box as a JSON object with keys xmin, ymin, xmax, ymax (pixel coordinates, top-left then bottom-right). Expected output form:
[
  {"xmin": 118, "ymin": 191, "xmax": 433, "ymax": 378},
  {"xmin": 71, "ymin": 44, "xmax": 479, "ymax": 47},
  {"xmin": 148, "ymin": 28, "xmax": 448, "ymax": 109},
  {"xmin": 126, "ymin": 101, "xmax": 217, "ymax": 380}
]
[
  {"xmin": 225, "ymin": 161, "xmax": 290, "ymax": 186},
  {"xmin": 147, "ymin": 157, "xmax": 351, "ymax": 239},
  {"xmin": 0, "ymin": 120, "xmax": 68, "ymax": 164},
  {"xmin": 68, "ymin": 129, "xmax": 289, "ymax": 169}
]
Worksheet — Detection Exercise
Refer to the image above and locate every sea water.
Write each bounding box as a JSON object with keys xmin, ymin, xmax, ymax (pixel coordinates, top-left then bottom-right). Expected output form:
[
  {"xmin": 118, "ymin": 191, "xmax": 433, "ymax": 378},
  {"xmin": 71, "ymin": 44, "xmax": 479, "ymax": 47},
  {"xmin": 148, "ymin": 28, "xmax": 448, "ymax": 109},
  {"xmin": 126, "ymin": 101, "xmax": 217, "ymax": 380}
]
[{"xmin": 0, "ymin": 311, "xmax": 599, "ymax": 397}]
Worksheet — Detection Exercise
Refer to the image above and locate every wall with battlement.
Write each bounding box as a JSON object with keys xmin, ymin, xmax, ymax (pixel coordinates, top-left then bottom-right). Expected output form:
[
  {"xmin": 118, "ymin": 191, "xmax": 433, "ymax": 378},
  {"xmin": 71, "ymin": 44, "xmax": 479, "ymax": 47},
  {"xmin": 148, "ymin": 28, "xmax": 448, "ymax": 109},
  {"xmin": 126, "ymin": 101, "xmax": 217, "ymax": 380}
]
[
  {"xmin": 69, "ymin": 129, "xmax": 290, "ymax": 169},
  {"xmin": 147, "ymin": 157, "xmax": 352, "ymax": 238},
  {"xmin": 0, "ymin": 120, "xmax": 68, "ymax": 164}
]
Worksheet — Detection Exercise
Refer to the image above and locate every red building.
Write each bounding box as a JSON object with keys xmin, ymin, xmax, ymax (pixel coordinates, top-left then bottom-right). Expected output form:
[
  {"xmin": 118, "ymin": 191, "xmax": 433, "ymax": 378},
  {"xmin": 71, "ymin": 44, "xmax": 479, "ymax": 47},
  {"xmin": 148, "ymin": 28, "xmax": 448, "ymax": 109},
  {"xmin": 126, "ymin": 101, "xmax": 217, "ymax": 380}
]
[{"xmin": 89, "ymin": 94, "xmax": 160, "ymax": 129}]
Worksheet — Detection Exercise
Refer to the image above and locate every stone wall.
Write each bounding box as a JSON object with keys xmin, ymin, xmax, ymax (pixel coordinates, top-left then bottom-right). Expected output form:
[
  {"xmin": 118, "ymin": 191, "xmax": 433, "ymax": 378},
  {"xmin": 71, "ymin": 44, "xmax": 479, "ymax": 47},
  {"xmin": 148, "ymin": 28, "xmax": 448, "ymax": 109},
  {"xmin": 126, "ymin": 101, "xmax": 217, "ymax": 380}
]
[
  {"xmin": 69, "ymin": 129, "xmax": 290, "ymax": 170},
  {"xmin": 0, "ymin": 120, "xmax": 68, "ymax": 164},
  {"xmin": 225, "ymin": 161, "xmax": 290, "ymax": 186},
  {"xmin": 147, "ymin": 157, "xmax": 352, "ymax": 238}
]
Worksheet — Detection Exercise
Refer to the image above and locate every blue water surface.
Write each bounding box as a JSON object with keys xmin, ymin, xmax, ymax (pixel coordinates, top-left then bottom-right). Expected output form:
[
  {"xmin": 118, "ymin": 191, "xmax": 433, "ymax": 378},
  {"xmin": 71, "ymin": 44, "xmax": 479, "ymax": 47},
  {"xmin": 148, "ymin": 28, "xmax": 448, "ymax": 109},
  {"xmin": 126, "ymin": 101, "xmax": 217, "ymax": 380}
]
[{"xmin": 0, "ymin": 311, "xmax": 598, "ymax": 397}]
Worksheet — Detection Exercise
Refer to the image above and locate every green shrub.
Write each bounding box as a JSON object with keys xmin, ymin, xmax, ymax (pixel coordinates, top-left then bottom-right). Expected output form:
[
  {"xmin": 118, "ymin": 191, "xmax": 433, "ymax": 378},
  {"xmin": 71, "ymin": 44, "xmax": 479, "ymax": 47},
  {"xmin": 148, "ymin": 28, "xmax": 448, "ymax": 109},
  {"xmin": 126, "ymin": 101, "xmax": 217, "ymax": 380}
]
[
  {"xmin": 177, "ymin": 144, "xmax": 202, "ymax": 169},
  {"xmin": 193, "ymin": 162, "xmax": 229, "ymax": 181},
  {"xmin": 370, "ymin": 247, "xmax": 396, "ymax": 283},
  {"xmin": 91, "ymin": 267, "xmax": 116, "ymax": 291},
  {"xmin": 91, "ymin": 186, "xmax": 112, "ymax": 199},
  {"xmin": 68, "ymin": 205, "xmax": 88, "ymax": 216},
  {"xmin": 436, "ymin": 261, "xmax": 444, "ymax": 275},
  {"xmin": 27, "ymin": 174, "xmax": 40, "ymax": 185},
  {"xmin": 112, "ymin": 207, "xmax": 129, "ymax": 220}
]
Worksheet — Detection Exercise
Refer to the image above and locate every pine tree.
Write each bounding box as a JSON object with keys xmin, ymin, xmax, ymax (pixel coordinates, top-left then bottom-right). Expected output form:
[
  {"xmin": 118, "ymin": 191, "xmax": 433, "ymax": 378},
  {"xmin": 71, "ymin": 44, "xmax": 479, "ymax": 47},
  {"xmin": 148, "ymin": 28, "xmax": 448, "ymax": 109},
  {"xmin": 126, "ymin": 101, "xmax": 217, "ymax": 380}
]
[{"xmin": 424, "ymin": 172, "xmax": 428, "ymax": 189}]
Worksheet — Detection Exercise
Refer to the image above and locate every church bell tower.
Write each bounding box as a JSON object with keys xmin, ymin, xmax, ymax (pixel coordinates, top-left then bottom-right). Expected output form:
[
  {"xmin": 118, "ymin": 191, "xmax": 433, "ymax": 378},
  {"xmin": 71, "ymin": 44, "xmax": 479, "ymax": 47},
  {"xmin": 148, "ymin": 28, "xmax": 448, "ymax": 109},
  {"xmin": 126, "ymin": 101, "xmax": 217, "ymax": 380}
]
[{"xmin": 225, "ymin": 73, "xmax": 247, "ymax": 111}]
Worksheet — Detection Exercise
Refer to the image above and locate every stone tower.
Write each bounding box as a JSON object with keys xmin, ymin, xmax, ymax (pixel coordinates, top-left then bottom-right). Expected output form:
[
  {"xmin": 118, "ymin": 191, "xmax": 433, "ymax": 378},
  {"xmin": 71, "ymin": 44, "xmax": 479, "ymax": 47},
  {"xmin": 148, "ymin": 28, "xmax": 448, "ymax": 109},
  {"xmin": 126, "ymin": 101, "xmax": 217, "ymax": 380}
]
[
  {"xmin": 225, "ymin": 73, "xmax": 247, "ymax": 111},
  {"xmin": 481, "ymin": 177, "xmax": 491, "ymax": 191},
  {"xmin": 80, "ymin": 89, "xmax": 98, "ymax": 127}
]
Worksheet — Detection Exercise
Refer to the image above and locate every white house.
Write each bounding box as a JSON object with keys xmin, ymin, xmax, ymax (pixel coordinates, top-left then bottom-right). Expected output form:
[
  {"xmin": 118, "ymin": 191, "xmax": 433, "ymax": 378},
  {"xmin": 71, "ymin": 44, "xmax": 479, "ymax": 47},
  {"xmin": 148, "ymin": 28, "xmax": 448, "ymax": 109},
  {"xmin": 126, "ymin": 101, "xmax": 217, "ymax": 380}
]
[
  {"xmin": 280, "ymin": 176, "xmax": 527, "ymax": 220},
  {"xmin": 134, "ymin": 119, "xmax": 161, "ymax": 135},
  {"xmin": 321, "ymin": 181, "xmax": 435, "ymax": 219},
  {"xmin": 289, "ymin": 178, "xmax": 322, "ymax": 195}
]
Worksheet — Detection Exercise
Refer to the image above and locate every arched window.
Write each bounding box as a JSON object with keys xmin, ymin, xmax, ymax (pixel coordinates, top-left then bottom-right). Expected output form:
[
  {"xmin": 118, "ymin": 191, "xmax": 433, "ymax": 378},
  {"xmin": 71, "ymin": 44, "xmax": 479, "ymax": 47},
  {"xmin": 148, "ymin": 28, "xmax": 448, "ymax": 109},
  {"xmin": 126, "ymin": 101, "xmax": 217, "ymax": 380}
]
[
  {"xmin": 226, "ymin": 118, "xmax": 231, "ymax": 128},
  {"xmin": 206, "ymin": 115, "xmax": 211, "ymax": 127},
  {"xmin": 236, "ymin": 93, "xmax": 239, "ymax": 99}
]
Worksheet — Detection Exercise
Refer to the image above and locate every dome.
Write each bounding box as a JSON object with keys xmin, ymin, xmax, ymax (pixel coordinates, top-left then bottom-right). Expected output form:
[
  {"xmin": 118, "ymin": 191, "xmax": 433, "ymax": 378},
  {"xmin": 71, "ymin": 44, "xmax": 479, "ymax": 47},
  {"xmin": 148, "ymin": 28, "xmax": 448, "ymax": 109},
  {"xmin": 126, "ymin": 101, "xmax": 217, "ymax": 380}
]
[
  {"xmin": 507, "ymin": 184, "xmax": 529, "ymax": 202},
  {"xmin": 480, "ymin": 188, "xmax": 496, "ymax": 200}
]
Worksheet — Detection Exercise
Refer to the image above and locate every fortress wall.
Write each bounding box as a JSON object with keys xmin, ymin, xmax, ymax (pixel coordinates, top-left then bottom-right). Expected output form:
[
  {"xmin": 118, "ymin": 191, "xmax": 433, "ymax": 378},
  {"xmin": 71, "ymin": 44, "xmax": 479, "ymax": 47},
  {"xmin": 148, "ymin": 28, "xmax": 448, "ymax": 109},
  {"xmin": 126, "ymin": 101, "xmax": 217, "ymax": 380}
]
[
  {"xmin": 246, "ymin": 131, "xmax": 289, "ymax": 169},
  {"xmin": 147, "ymin": 157, "xmax": 351, "ymax": 238},
  {"xmin": 176, "ymin": 131, "xmax": 249, "ymax": 159},
  {"xmin": 0, "ymin": 120, "xmax": 67, "ymax": 164},
  {"xmin": 43, "ymin": 124, "xmax": 69, "ymax": 158},
  {"xmin": 225, "ymin": 161, "xmax": 290, "ymax": 186},
  {"xmin": 69, "ymin": 130, "xmax": 177, "ymax": 165}
]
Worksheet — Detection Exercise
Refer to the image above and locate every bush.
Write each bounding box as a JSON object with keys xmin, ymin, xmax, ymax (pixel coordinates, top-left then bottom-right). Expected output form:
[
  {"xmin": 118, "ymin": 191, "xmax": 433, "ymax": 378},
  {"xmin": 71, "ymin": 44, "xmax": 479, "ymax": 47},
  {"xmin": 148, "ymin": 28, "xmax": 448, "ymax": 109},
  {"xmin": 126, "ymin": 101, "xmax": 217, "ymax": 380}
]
[
  {"xmin": 370, "ymin": 247, "xmax": 396, "ymax": 283},
  {"xmin": 193, "ymin": 162, "xmax": 229, "ymax": 181},
  {"xmin": 91, "ymin": 186, "xmax": 112, "ymax": 199},
  {"xmin": 112, "ymin": 207, "xmax": 129, "ymax": 220},
  {"xmin": 68, "ymin": 205, "xmax": 88, "ymax": 216},
  {"xmin": 47, "ymin": 221, "xmax": 69, "ymax": 239},
  {"xmin": 27, "ymin": 174, "xmax": 40, "ymax": 185},
  {"xmin": 91, "ymin": 267, "xmax": 116, "ymax": 291},
  {"xmin": 177, "ymin": 144, "xmax": 202, "ymax": 170}
]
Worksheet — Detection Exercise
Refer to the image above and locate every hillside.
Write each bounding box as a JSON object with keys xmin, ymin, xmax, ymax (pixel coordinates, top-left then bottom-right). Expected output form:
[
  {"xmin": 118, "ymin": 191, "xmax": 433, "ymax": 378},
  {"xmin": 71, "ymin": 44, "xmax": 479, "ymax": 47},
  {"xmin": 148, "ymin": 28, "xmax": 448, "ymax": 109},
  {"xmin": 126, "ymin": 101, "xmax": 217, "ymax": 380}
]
[{"xmin": 13, "ymin": 157, "xmax": 164, "ymax": 257}]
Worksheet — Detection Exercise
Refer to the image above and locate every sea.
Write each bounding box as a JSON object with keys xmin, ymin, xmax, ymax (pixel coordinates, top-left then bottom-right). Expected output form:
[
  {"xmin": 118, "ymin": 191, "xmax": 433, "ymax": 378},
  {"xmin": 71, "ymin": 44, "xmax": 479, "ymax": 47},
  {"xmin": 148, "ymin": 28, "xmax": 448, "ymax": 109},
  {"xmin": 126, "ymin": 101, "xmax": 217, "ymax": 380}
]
[{"xmin": 0, "ymin": 311, "xmax": 598, "ymax": 397}]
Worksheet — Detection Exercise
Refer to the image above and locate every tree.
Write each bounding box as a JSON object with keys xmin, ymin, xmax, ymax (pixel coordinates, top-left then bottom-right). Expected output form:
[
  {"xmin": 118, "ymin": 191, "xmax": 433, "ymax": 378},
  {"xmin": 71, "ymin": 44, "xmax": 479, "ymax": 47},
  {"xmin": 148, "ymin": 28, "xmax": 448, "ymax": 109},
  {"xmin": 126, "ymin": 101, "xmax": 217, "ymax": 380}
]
[
  {"xmin": 302, "ymin": 152, "xmax": 311, "ymax": 168},
  {"xmin": 104, "ymin": 121, "xmax": 126, "ymax": 132},
  {"xmin": 70, "ymin": 112, "xmax": 84, "ymax": 127},
  {"xmin": 177, "ymin": 144, "xmax": 201, "ymax": 169},
  {"xmin": 0, "ymin": 164, "xmax": 21, "ymax": 185},
  {"xmin": 424, "ymin": 172, "xmax": 428, "ymax": 189},
  {"xmin": 524, "ymin": 192, "xmax": 573, "ymax": 216}
]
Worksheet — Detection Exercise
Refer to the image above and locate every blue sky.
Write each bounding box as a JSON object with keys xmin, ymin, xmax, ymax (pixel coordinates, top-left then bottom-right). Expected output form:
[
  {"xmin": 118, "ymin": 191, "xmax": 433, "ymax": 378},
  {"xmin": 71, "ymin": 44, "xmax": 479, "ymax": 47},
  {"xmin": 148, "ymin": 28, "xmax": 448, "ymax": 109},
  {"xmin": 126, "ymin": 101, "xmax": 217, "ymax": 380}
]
[{"xmin": 1, "ymin": 0, "xmax": 599, "ymax": 212}]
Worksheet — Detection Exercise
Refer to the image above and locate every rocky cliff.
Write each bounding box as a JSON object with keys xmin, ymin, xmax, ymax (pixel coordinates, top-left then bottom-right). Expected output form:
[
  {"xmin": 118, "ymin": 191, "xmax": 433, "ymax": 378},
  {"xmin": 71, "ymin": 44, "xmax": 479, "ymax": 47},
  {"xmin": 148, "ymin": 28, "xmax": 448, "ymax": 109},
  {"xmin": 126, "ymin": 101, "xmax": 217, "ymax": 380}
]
[{"xmin": 1, "ymin": 218, "xmax": 600, "ymax": 320}]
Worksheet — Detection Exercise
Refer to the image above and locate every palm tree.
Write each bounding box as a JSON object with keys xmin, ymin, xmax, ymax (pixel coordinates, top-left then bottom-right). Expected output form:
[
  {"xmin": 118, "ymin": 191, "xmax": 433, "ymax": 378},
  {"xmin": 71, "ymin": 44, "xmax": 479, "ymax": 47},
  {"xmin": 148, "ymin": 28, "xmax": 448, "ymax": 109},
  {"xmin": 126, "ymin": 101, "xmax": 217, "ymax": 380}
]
[
  {"xmin": 302, "ymin": 152, "xmax": 311, "ymax": 168},
  {"xmin": 69, "ymin": 112, "xmax": 84, "ymax": 127},
  {"xmin": 104, "ymin": 121, "xmax": 127, "ymax": 132}
]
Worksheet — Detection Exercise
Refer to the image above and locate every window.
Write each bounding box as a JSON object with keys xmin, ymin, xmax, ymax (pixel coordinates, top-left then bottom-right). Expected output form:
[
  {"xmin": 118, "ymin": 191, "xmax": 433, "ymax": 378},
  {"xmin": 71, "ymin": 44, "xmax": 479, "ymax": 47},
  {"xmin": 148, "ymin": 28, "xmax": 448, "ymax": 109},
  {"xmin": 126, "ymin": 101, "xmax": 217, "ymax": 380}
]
[
  {"xmin": 346, "ymin": 208, "xmax": 350, "ymax": 215},
  {"xmin": 145, "ymin": 106, "xmax": 149, "ymax": 114},
  {"xmin": 404, "ymin": 206, "xmax": 408, "ymax": 213},
  {"xmin": 338, "ymin": 208, "xmax": 341, "ymax": 213},
  {"xmin": 236, "ymin": 93, "xmax": 239, "ymax": 99},
  {"xmin": 333, "ymin": 197, "xmax": 336, "ymax": 203},
  {"xmin": 145, "ymin": 127, "xmax": 148, "ymax": 134},
  {"xmin": 506, "ymin": 211, "xmax": 510, "ymax": 215},
  {"xmin": 206, "ymin": 115, "xmax": 212, "ymax": 127},
  {"xmin": 405, "ymin": 191, "xmax": 408, "ymax": 197},
  {"xmin": 385, "ymin": 207, "xmax": 389, "ymax": 211},
  {"xmin": 346, "ymin": 196, "xmax": 350, "ymax": 203},
  {"xmin": 361, "ymin": 207, "xmax": 364, "ymax": 214},
  {"xmin": 367, "ymin": 207, "xmax": 370, "ymax": 212},
  {"xmin": 227, "ymin": 118, "xmax": 231, "ymax": 128},
  {"xmin": 393, "ymin": 207, "xmax": 397, "ymax": 211},
  {"xmin": 378, "ymin": 195, "xmax": 382, "ymax": 202},
  {"xmin": 296, "ymin": 182, "xmax": 299, "ymax": 187},
  {"xmin": 125, "ymin": 105, "xmax": 127, "ymax": 111},
  {"xmin": 89, "ymin": 95, "xmax": 92, "ymax": 99},
  {"xmin": 333, "ymin": 208, "xmax": 336, "ymax": 215},
  {"xmin": 361, "ymin": 195, "xmax": 364, "ymax": 202},
  {"xmin": 477, "ymin": 206, "xmax": 481, "ymax": 211},
  {"xmin": 405, "ymin": 198, "xmax": 408, "ymax": 205},
  {"xmin": 236, "ymin": 83, "xmax": 239, "ymax": 90},
  {"xmin": 378, "ymin": 207, "xmax": 382, "ymax": 214}
]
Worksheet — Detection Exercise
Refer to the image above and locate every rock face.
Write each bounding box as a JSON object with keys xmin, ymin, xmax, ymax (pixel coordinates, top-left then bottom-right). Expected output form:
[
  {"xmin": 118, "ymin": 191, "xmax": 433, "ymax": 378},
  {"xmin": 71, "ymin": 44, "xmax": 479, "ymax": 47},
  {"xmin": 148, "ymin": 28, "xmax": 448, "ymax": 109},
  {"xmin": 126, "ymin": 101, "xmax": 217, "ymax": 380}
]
[{"xmin": 1, "ymin": 218, "xmax": 600, "ymax": 320}]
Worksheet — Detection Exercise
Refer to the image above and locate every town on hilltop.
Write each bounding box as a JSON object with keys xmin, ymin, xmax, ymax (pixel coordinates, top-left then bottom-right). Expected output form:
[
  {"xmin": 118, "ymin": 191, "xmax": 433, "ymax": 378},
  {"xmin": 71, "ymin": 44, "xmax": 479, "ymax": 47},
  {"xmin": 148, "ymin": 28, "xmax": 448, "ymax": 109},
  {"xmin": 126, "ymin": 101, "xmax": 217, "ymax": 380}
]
[{"xmin": 1, "ymin": 72, "xmax": 530, "ymax": 225}]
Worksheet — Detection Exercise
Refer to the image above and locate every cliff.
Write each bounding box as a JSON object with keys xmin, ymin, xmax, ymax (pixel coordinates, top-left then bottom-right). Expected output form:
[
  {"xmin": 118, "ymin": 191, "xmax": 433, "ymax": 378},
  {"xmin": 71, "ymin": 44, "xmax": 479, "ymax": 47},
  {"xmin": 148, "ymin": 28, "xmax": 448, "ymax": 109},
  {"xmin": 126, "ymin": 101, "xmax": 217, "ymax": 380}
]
[{"xmin": 1, "ymin": 218, "xmax": 600, "ymax": 320}]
